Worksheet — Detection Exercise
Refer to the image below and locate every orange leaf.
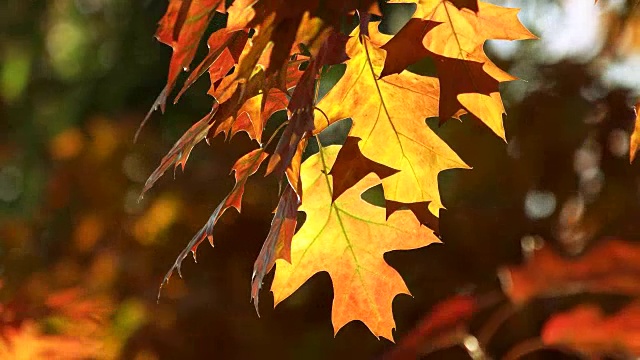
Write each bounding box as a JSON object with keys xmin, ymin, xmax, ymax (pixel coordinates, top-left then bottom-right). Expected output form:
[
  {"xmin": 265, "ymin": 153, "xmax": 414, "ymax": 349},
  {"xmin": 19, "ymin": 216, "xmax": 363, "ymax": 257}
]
[
  {"xmin": 174, "ymin": 29, "xmax": 249, "ymax": 103},
  {"xmin": 630, "ymin": 102, "xmax": 640, "ymax": 163},
  {"xmin": 271, "ymin": 145, "xmax": 441, "ymax": 340}
]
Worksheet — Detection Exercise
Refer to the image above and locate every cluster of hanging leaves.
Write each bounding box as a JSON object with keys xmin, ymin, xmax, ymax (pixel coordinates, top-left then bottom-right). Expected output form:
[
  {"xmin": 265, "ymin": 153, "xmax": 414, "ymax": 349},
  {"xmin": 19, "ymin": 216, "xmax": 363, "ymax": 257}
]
[{"xmin": 140, "ymin": 0, "xmax": 536, "ymax": 340}]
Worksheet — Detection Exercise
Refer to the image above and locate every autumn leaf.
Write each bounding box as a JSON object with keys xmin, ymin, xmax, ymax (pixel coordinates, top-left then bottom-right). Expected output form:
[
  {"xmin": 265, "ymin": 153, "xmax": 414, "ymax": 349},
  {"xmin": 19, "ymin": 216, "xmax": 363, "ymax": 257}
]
[
  {"xmin": 217, "ymin": 88, "xmax": 289, "ymax": 143},
  {"xmin": 174, "ymin": 29, "xmax": 249, "ymax": 103},
  {"xmin": 138, "ymin": 0, "xmax": 225, "ymax": 139},
  {"xmin": 265, "ymin": 59, "xmax": 318, "ymax": 178},
  {"xmin": 415, "ymin": 1, "xmax": 534, "ymax": 61},
  {"xmin": 498, "ymin": 239, "xmax": 640, "ymax": 304},
  {"xmin": 630, "ymin": 102, "xmax": 640, "ymax": 163},
  {"xmin": 160, "ymin": 148, "xmax": 269, "ymax": 291},
  {"xmin": 271, "ymin": 145, "xmax": 441, "ymax": 340},
  {"xmin": 384, "ymin": 0, "xmax": 536, "ymax": 139},
  {"xmin": 329, "ymin": 136, "xmax": 399, "ymax": 202},
  {"xmin": 315, "ymin": 25, "xmax": 469, "ymax": 213},
  {"xmin": 140, "ymin": 109, "xmax": 216, "ymax": 198},
  {"xmin": 251, "ymin": 184, "xmax": 298, "ymax": 314},
  {"xmin": 541, "ymin": 301, "xmax": 640, "ymax": 357}
]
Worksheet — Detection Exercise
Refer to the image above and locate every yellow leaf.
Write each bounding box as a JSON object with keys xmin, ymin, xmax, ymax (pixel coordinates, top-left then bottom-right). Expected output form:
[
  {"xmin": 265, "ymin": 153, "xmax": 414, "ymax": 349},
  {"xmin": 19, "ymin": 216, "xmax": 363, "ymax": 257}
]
[{"xmin": 315, "ymin": 30, "xmax": 469, "ymax": 212}]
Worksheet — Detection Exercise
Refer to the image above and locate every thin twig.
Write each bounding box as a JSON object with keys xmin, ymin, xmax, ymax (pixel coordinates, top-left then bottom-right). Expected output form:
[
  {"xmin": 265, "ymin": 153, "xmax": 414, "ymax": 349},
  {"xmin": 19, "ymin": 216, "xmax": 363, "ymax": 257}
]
[
  {"xmin": 476, "ymin": 302, "xmax": 518, "ymax": 346},
  {"xmin": 503, "ymin": 337, "xmax": 590, "ymax": 360}
]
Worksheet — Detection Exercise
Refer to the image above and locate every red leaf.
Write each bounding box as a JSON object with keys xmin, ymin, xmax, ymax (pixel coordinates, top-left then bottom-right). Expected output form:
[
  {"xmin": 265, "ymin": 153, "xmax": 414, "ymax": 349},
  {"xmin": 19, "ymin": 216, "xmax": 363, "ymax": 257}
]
[
  {"xmin": 159, "ymin": 148, "xmax": 269, "ymax": 295},
  {"xmin": 265, "ymin": 58, "xmax": 318, "ymax": 177},
  {"xmin": 384, "ymin": 295, "xmax": 477, "ymax": 359},
  {"xmin": 137, "ymin": 0, "xmax": 224, "ymax": 140},
  {"xmin": 499, "ymin": 239, "xmax": 640, "ymax": 304},
  {"xmin": 542, "ymin": 301, "xmax": 640, "ymax": 357},
  {"xmin": 140, "ymin": 109, "xmax": 217, "ymax": 198},
  {"xmin": 174, "ymin": 29, "xmax": 249, "ymax": 103}
]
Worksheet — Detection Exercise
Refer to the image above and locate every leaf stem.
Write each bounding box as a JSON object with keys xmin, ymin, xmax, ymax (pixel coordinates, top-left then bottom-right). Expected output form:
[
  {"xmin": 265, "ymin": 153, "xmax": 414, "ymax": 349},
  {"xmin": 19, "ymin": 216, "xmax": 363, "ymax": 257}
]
[
  {"xmin": 476, "ymin": 302, "xmax": 517, "ymax": 346},
  {"xmin": 264, "ymin": 120, "xmax": 289, "ymax": 149}
]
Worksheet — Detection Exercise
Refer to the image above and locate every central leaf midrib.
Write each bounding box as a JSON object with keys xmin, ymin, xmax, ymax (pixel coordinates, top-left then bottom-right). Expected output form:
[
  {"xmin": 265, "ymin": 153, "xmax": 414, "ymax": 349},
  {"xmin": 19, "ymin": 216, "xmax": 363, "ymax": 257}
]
[
  {"xmin": 362, "ymin": 38, "xmax": 407, "ymax": 164},
  {"xmin": 317, "ymin": 144, "xmax": 382, "ymax": 322}
]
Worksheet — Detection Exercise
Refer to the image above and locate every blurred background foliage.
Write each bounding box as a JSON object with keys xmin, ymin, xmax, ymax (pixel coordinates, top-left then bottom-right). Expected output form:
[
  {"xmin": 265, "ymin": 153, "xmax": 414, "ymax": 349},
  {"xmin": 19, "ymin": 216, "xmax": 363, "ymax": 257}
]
[{"xmin": 1, "ymin": 0, "xmax": 640, "ymax": 359}]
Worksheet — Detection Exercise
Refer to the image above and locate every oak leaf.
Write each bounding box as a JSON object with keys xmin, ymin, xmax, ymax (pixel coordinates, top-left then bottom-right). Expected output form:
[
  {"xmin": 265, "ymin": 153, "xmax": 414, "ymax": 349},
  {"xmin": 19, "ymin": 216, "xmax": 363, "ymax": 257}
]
[
  {"xmin": 174, "ymin": 29, "xmax": 249, "ymax": 103},
  {"xmin": 329, "ymin": 136, "xmax": 399, "ymax": 203},
  {"xmin": 271, "ymin": 145, "xmax": 441, "ymax": 340},
  {"xmin": 384, "ymin": 0, "xmax": 536, "ymax": 139},
  {"xmin": 315, "ymin": 26, "xmax": 469, "ymax": 212},
  {"xmin": 143, "ymin": 0, "xmax": 537, "ymax": 341}
]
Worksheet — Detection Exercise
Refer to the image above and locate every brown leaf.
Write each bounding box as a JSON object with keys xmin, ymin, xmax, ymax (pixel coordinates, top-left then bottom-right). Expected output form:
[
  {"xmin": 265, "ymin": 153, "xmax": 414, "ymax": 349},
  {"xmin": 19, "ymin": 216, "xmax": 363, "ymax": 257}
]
[
  {"xmin": 450, "ymin": 0, "xmax": 479, "ymax": 12},
  {"xmin": 251, "ymin": 184, "xmax": 299, "ymax": 315},
  {"xmin": 265, "ymin": 55, "xmax": 319, "ymax": 177},
  {"xmin": 329, "ymin": 136, "xmax": 399, "ymax": 202},
  {"xmin": 385, "ymin": 201, "xmax": 440, "ymax": 235},
  {"xmin": 160, "ymin": 148, "xmax": 269, "ymax": 294},
  {"xmin": 140, "ymin": 109, "xmax": 217, "ymax": 198}
]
